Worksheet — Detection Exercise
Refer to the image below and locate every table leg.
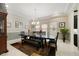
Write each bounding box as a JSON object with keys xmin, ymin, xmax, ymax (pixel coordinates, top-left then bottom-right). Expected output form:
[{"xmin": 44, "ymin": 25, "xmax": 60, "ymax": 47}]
[{"xmin": 45, "ymin": 39, "xmax": 47, "ymax": 46}]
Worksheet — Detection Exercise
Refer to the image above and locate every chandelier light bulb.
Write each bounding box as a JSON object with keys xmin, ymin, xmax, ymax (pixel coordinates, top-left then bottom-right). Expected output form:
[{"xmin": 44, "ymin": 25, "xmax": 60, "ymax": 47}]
[
  {"xmin": 5, "ymin": 4, "xmax": 8, "ymax": 8},
  {"xmin": 37, "ymin": 21, "xmax": 40, "ymax": 24}
]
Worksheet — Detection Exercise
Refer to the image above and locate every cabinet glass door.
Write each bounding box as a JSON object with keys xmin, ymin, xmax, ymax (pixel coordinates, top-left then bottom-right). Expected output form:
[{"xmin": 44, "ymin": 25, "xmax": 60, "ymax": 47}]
[{"xmin": 0, "ymin": 16, "xmax": 4, "ymax": 34}]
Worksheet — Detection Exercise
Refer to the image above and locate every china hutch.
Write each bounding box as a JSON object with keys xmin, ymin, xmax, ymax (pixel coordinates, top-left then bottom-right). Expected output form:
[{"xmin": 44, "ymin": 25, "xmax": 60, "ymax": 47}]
[{"xmin": 0, "ymin": 12, "xmax": 8, "ymax": 54}]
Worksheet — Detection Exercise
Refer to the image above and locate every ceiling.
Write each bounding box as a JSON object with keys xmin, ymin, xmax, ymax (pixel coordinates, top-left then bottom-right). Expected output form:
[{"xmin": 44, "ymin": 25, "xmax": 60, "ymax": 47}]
[{"xmin": 6, "ymin": 3, "xmax": 75, "ymax": 20}]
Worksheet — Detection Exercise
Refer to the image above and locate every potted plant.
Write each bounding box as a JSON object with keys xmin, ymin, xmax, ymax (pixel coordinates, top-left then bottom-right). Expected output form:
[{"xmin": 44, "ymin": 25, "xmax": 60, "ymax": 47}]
[{"xmin": 60, "ymin": 28, "xmax": 69, "ymax": 42}]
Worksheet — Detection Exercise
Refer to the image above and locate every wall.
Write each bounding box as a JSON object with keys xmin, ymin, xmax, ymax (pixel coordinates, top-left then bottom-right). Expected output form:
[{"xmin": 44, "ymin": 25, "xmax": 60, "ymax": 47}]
[
  {"xmin": 77, "ymin": 4, "xmax": 79, "ymax": 48},
  {"xmin": 48, "ymin": 16, "xmax": 68, "ymax": 39},
  {"xmin": 30, "ymin": 16, "xmax": 68, "ymax": 39},
  {"xmin": 67, "ymin": 4, "xmax": 79, "ymax": 46},
  {"xmin": 7, "ymin": 13, "xmax": 29, "ymax": 40},
  {"xmin": 68, "ymin": 11, "xmax": 74, "ymax": 44}
]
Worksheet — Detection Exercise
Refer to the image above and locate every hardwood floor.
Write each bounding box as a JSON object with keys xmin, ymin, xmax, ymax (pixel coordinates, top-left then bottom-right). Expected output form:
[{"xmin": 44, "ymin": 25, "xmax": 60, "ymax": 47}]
[{"xmin": 11, "ymin": 42, "xmax": 49, "ymax": 56}]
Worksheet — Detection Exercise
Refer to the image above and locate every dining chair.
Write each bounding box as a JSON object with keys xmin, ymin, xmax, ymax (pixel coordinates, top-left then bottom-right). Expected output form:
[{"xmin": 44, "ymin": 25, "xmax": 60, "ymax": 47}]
[{"xmin": 48, "ymin": 32, "xmax": 59, "ymax": 50}]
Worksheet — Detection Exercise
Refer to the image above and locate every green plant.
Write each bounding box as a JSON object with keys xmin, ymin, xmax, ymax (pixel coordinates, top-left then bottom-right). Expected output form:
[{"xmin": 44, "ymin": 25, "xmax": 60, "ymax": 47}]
[{"xmin": 60, "ymin": 28, "xmax": 69, "ymax": 42}]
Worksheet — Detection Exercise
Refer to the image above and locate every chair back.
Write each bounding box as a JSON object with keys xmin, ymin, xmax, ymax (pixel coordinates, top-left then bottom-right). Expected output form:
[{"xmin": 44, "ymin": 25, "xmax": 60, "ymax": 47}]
[
  {"xmin": 20, "ymin": 31, "xmax": 25, "ymax": 35},
  {"xmin": 55, "ymin": 32, "xmax": 59, "ymax": 43}
]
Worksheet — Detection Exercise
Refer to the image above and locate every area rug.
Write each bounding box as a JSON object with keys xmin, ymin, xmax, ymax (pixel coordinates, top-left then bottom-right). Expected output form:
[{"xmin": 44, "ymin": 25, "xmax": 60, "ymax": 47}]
[{"xmin": 11, "ymin": 42, "xmax": 49, "ymax": 56}]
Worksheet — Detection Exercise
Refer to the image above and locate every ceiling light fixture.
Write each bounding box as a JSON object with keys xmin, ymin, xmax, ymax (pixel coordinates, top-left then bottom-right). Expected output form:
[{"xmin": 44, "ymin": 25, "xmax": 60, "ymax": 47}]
[
  {"xmin": 31, "ymin": 8, "xmax": 40, "ymax": 25},
  {"xmin": 31, "ymin": 8, "xmax": 36, "ymax": 25},
  {"xmin": 5, "ymin": 4, "xmax": 8, "ymax": 8},
  {"xmin": 32, "ymin": 20, "xmax": 36, "ymax": 25},
  {"xmin": 37, "ymin": 21, "xmax": 40, "ymax": 24}
]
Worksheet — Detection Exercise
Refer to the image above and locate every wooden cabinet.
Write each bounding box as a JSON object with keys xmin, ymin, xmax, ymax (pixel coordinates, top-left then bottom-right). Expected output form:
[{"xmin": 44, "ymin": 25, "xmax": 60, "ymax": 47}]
[{"xmin": 0, "ymin": 12, "xmax": 8, "ymax": 54}]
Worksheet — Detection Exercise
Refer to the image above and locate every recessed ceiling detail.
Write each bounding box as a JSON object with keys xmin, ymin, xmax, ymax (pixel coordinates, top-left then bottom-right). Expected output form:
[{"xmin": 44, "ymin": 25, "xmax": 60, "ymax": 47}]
[{"xmin": 6, "ymin": 3, "xmax": 74, "ymax": 20}]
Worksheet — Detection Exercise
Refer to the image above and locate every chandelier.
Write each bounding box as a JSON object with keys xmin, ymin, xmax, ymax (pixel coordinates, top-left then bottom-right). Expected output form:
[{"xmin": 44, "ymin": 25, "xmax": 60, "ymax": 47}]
[{"xmin": 31, "ymin": 8, "xmax": 40, "ymax": 25}]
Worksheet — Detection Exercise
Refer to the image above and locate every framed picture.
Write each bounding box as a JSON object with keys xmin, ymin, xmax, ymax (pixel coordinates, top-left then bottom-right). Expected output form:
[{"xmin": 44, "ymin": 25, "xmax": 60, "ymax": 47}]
[
  {"xmin": 15, "ymin": 21, "xmax": 19, "ymax": 28},
  {"xmin": 59, "ymin": 22, "xmax": 65, "ymax": 28}
]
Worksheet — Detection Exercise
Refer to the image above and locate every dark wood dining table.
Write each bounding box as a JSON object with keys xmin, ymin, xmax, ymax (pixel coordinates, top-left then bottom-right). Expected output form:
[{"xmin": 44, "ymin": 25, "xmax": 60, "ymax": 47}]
[{"xmin": 19, "ymin": 34, "xmax": 55, "ymax": 47}]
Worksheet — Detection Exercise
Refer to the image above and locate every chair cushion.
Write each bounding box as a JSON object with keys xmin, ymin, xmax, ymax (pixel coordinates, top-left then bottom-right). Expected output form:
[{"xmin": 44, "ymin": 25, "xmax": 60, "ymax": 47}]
[{"xmin": 49, "ymin": 43, "xmax": 56, "ymax": 47}]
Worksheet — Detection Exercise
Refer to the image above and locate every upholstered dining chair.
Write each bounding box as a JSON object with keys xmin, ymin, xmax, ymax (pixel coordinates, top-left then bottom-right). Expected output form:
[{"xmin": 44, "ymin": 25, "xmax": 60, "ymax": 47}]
[{"xmin": 48, "ymin": 32, "xmax": 59, "ymax": 50}]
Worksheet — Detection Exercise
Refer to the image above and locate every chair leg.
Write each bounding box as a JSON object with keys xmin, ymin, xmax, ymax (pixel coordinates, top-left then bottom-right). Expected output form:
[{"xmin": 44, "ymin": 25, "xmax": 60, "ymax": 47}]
[
  {"xmin": 56, "ymin": 44, "xmax": 57, "ymax": 51},
  {"xmin": 48, "ymin": 46, "xmax": 56, "ymax": 56},
  {"xmin": 21, "ymin": 40, "xmax": 23, "ymax": 44}
]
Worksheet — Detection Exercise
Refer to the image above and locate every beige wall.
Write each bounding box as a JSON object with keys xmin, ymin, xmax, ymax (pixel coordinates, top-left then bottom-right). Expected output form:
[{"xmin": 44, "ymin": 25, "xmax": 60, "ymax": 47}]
[
  {"xmin": 49, "ymin": 16, "xmax": 68, "ymax": 39},
  {"xmin": 29, "ymin": 16, "xmax": 68, "ymax": 39}
]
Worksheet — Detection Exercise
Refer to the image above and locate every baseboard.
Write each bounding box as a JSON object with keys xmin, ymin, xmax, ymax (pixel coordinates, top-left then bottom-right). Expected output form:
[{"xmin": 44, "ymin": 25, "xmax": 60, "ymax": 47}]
[{"xmin": 7, "ymin": 38, "xmax": 21, "ymax": 44}]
